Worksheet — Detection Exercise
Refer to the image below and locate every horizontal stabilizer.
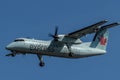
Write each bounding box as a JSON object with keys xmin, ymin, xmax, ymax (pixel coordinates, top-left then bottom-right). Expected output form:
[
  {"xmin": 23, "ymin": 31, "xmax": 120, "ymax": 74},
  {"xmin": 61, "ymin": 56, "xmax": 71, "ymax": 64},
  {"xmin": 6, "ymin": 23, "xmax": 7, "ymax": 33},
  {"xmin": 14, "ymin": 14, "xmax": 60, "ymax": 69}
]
[{"xmin": 100, "ymin": 22, "xmax": 120, "ymax": 30}]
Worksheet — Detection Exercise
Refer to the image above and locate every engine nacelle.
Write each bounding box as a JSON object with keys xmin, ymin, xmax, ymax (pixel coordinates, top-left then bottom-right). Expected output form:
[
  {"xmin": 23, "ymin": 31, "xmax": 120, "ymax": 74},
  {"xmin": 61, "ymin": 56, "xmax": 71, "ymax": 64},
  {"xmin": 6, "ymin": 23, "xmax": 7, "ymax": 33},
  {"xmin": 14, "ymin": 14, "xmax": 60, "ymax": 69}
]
[{"xmin": 57, "ymin": 35, "xmax": 82, "ymax": 44}]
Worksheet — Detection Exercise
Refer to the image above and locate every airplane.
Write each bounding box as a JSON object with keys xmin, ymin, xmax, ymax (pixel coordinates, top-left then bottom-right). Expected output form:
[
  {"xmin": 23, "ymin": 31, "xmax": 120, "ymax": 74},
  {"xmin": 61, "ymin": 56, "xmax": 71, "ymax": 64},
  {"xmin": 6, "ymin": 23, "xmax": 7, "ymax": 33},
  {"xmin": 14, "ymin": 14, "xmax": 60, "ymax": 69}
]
[{"xmin": 5, "ymin": 20, "xmax": 120, "ymax": 67}]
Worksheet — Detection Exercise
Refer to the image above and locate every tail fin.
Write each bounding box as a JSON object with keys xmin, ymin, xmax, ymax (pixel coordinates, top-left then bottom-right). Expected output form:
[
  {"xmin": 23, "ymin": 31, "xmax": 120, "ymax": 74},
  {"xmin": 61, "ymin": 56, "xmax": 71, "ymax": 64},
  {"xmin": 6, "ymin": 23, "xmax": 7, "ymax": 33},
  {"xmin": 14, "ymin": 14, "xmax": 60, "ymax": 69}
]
[
  {"xmin": 90, "ymin": 29, "xmax": 109, "ymax": 50},
  {"xmin": 90, "ymin": 22, "xmax": 120, "ymax": 50}
]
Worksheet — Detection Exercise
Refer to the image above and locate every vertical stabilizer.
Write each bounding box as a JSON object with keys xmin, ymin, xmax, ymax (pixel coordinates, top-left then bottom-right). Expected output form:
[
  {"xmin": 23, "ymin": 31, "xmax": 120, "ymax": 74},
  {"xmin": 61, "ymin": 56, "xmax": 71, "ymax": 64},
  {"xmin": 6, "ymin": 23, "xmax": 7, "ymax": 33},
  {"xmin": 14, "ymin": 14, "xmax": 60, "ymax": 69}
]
[
  {"xmin": 90, "ymin": 29, "xmax": 109, "ymax": 50},
  {"xmin": 90, "ymin": 22, "xmax": 120, "ymax": 50}
]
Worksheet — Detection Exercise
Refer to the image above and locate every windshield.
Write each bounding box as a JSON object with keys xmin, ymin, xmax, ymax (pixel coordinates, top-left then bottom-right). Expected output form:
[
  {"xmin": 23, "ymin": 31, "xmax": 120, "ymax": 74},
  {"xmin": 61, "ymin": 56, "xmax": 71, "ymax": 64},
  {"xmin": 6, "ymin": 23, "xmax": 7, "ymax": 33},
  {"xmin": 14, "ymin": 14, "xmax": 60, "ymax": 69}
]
[{"xmin": 14, "ymin": 39, "xmax": 25, "ymax": 42}]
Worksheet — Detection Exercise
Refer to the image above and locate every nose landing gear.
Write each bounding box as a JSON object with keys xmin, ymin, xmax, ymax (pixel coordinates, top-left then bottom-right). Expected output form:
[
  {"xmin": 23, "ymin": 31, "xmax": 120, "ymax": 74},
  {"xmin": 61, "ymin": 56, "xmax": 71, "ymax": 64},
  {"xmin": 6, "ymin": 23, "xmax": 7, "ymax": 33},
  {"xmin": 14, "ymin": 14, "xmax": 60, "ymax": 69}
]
[{"xmin": 6, "ymin": 51, "xmax": 16, "ymax": 57}]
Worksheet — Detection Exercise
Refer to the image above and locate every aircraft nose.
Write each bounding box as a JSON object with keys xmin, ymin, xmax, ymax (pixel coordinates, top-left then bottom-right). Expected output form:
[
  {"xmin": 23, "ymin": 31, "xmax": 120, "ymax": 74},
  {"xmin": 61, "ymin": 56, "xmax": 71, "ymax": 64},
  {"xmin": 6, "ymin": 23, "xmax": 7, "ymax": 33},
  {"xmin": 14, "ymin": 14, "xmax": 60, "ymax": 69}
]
[
  {"xmin": 6, "ymin": 45, "xmax": 11, "ymax": 50},
  {"xmin": 5, "ymin": 43, "xmax": 14, "ymax": 50}
]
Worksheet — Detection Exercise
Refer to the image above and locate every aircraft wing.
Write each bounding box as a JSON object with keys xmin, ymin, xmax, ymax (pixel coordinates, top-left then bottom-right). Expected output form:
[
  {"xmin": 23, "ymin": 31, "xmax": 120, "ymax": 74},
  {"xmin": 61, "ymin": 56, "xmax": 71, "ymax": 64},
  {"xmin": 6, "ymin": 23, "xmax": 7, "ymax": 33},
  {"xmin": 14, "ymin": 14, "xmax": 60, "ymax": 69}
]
[{"xmin": 65, "ymin": 20, "xmax": 108, "ymax": 39}]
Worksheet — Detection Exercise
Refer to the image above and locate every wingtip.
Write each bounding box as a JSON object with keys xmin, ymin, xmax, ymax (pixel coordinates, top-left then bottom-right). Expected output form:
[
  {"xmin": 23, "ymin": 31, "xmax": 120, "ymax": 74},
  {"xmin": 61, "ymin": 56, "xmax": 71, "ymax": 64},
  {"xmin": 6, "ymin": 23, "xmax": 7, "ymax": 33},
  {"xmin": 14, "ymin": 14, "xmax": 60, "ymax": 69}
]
[
  {"xmin": 112, "ymin": 22, "xmax": 120, "ymax": 26},
  {"xmin": 116, "ymin": 22, "xmax": 120, "ymax": 25},
  {"xmin": 100, "ymin": 22, "xmax": 120, "ymax": 30},
  {"xmin": 103, "ymin": 20, "xmax": 108, "ymax": 22},
  {"xmin": 100, "ymin": 20, "xmax": 108, "ymax": 24}
]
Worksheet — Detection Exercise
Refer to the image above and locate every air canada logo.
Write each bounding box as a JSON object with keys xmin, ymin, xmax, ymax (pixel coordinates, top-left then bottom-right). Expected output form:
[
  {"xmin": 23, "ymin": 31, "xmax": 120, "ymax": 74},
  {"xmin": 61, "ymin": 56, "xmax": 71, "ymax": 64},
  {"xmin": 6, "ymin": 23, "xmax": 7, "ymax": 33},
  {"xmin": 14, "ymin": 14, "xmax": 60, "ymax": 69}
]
[{"xmin": 100, "ymin": 37, "xmax": 107, "ymax": 45}]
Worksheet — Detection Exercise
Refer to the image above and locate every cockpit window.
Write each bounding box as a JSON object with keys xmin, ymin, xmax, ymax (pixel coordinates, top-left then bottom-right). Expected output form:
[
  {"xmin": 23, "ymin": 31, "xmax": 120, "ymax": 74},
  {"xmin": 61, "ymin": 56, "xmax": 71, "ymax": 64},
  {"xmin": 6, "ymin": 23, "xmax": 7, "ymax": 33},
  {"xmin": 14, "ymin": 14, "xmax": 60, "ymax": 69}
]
[{"xmin": 14, "ymin": 39, "xmax": 25, "ymax": 42}]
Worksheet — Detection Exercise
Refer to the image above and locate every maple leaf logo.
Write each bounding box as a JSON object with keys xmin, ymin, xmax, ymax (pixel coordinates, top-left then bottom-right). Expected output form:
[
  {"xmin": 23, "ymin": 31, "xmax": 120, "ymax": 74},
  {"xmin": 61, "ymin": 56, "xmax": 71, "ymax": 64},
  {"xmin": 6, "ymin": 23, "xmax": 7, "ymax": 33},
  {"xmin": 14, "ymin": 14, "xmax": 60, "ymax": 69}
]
[{"xmin": 100, "ymin": 37, "xmax": 107, "ymax": 45}]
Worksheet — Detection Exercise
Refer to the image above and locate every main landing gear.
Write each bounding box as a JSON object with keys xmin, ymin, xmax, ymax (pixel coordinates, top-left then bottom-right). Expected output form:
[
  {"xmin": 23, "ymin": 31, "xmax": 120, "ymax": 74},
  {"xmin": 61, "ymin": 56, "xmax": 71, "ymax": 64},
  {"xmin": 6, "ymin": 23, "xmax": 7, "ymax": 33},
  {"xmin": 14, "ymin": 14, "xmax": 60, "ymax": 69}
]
[
  {"xmin": 39, "ymin": 61, "xmax": 45, "ymax": 67},
  {"xmin": 68, "ymin": 52, "xmax": 73, "ymax": 57},
  {"xmin": 66, "ymin": 43, "xmax": 73, "ymax": 57},
  {"xmin": 37, "ymin": 54, "xmax": 45, "ymax": 67}
]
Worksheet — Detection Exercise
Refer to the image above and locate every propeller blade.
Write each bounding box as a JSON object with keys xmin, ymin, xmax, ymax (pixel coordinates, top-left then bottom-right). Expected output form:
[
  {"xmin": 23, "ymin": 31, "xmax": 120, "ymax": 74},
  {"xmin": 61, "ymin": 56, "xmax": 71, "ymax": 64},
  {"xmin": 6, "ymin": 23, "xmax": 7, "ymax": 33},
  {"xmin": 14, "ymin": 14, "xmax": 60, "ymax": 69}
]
[
  {"xmin": 49, "ymin": 26, "xmax": 59, "ymax": 41},
  {"xmin": 55, "ymin": 26, "xmax": 58, "ymax": 36},
  {"xmin": 48, "ymin": 33, "xmax": 54, "ymax": 37}
]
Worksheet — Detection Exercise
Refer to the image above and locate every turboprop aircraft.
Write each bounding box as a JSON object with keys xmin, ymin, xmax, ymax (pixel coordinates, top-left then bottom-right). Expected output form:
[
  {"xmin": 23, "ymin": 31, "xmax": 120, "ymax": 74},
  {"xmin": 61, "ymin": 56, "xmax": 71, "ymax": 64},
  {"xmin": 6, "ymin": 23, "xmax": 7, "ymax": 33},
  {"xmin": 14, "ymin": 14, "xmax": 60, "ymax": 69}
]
[{"xmin": 5, "ymin": 20, "xmax": 120, "ymax": 67}]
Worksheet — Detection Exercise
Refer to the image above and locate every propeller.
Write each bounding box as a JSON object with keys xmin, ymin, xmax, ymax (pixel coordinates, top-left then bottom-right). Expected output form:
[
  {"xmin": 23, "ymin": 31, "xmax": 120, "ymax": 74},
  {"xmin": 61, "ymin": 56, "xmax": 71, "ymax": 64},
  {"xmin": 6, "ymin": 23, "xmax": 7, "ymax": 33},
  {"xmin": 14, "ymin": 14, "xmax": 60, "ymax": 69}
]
[{"xmin": 49, "ymin": 26, "xmax": 59, "ymax": 41}]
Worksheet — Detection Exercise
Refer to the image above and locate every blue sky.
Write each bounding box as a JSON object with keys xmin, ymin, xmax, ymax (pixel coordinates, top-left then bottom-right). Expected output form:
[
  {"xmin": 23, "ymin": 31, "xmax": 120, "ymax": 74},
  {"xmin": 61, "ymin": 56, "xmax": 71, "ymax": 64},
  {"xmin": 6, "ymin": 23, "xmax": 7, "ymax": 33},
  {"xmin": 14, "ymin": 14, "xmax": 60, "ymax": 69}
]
[{"xmin": 0, "ymin": 0, "xmax": 120, "ymax": 80}]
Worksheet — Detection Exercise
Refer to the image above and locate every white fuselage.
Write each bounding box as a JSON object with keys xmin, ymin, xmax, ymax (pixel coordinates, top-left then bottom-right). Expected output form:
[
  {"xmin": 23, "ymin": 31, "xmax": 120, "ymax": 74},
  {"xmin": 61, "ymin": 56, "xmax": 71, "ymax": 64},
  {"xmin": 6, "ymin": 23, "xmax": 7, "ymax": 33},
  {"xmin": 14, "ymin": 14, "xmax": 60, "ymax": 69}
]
[{"xmin": 6, "ymin": 38, "xmax": 106, "ymax": 58}]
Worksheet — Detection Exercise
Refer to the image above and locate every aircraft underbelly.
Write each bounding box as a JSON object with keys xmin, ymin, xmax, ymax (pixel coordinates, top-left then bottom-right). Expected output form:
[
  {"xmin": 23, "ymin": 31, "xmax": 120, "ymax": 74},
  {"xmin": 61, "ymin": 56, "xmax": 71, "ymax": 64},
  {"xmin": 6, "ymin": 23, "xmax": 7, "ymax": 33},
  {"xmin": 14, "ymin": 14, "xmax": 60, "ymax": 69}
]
[{"xmin": 38, "ymin": 47, "xmax": 106, "ymax": 58}]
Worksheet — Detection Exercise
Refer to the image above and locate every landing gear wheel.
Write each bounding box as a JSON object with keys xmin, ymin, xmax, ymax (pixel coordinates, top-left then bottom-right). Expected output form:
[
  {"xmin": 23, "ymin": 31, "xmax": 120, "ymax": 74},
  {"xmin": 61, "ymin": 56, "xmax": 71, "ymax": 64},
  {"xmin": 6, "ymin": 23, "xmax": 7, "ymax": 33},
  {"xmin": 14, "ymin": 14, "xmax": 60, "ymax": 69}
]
[
  {"xmin": 69, "ymin": 52, "xmax": 73, "ymax": 57},
  {"xmin": 11, "ymin": 54, "xmax": 15, "ymax": 57},
  {"xmin": 39, "ymin": 62, "xmax": 45, "ymax": 67}
]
